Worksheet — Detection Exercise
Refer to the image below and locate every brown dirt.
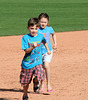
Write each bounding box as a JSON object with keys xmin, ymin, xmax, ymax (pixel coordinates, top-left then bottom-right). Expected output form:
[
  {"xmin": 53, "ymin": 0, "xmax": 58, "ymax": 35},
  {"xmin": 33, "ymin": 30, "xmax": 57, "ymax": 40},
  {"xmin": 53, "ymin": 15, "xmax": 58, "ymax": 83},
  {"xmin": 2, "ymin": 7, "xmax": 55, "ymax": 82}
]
[{"xmin": 0, "ymin": 30, "xmax": 88, "ymax": 100}]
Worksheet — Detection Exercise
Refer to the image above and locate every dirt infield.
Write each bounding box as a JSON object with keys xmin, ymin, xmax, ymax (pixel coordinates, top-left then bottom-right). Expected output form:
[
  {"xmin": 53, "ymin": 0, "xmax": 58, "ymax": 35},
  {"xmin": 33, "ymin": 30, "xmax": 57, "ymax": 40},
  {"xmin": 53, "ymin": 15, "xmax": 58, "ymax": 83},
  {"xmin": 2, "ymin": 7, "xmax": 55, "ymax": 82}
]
[{"xmin": 0, "ymin": 30, "xmax": 88, "ymax": 100}]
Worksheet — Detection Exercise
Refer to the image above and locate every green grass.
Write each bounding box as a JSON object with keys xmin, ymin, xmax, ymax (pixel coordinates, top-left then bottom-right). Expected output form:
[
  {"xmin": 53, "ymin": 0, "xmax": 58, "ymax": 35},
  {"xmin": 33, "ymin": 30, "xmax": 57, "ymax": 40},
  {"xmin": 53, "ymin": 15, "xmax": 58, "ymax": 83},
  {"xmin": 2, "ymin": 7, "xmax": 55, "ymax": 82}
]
[{"xmin": 0, "ymin": 0, "xmax": 88, "ymax": 36}]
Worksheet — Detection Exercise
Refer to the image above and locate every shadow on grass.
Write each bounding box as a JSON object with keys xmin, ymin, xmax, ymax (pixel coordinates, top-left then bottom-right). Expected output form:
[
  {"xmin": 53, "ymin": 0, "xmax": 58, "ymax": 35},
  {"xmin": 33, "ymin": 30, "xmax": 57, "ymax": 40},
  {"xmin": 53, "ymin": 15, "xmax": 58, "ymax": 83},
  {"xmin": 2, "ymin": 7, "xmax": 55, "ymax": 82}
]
[{"xmin": 0, "ymin": 88, "xmax": 50, "ymax": 95}]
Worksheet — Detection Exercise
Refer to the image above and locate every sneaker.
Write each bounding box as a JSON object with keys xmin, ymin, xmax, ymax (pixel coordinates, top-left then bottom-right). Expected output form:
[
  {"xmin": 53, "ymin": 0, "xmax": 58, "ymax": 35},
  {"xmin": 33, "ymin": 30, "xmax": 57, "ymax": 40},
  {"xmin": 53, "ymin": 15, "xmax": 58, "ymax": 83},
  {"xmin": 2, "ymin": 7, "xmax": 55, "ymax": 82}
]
[{"xmin": 23, "ymin": 96, "xmax": 28, "ymax": 100}]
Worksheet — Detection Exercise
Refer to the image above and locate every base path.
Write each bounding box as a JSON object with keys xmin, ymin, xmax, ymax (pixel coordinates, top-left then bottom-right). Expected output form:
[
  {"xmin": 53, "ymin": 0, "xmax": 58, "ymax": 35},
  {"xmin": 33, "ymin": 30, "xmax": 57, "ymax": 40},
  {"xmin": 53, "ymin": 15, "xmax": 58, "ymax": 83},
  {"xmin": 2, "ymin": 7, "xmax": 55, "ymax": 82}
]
[{"xmin": 0, "ymin": 30, "xmax": 88, "ymax": 100}]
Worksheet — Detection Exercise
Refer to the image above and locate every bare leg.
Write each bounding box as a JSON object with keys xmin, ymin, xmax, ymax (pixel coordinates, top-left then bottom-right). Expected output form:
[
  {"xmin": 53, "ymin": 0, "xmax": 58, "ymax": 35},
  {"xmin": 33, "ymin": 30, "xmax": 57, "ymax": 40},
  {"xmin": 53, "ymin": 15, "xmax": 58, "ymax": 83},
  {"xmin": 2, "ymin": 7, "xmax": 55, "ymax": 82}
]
[
  {"xmin": 43, "ymin": 61, "xmax": 52, "ymax": 90},
  {"xmin": 38, "ymin": 61, "xmax": 53, "ymax": 93},
  {"xmin": 39, "ymin": 80, "xmax": 45, "ymax": 93},
  {"xmin": 23, "ymin": 84, "xmax": 29, "ymax": 96},
  {"xmin": 33, "ymin": 77, "xmax": 40, "ymax": 92},
  {"xmin": 40, "ymin": 61, "xmax": 53, "ymax": 92}
]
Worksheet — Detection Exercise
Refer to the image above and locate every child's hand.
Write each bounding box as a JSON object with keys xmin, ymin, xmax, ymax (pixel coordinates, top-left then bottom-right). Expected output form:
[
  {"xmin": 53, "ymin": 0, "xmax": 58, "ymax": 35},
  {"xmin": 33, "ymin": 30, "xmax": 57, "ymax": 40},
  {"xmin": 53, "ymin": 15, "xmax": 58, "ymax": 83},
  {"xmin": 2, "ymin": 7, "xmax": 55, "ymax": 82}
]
[
  {"xmin": 33, "ymin": 42, "xmax": 37, "ymax": 48},
  {"xmin": 47, "ymin": 50, "xmax": 51, "ymax": 55}
]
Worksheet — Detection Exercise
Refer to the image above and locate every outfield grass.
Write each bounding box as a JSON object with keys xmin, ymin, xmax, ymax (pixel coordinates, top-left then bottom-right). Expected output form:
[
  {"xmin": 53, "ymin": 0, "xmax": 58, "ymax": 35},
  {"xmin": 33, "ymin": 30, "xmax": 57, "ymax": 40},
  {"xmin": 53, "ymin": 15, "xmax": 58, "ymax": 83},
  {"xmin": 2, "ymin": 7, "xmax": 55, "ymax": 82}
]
[{"xmin": 0, "ymin": 0, "xmax": 88, "ymax": 36}]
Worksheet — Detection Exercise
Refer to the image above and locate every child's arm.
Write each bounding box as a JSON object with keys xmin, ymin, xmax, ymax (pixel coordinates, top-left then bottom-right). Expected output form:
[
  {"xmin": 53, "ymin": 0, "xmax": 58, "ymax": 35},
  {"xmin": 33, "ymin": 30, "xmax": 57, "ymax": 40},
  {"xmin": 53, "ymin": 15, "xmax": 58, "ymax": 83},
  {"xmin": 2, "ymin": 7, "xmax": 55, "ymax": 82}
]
[
  {"xmin": 52, "ymin": 31, "xmax": 57, "ymax": 49},
  {"xmin": 42, "ymin": 42, "xmax": 51, "ymax": 55},
  {"xmin": 24, "ymin": 42, "xmax": 37, "ymax": 54}
]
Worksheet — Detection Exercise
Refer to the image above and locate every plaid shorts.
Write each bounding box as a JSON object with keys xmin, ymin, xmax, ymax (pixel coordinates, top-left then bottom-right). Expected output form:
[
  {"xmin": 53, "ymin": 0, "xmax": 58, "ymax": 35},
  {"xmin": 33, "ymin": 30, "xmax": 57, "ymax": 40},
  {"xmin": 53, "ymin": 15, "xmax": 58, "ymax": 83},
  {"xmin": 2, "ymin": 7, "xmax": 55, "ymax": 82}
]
[{"xmin": 20, "ymin": 64, "xmax": 45, "ymax": 87}]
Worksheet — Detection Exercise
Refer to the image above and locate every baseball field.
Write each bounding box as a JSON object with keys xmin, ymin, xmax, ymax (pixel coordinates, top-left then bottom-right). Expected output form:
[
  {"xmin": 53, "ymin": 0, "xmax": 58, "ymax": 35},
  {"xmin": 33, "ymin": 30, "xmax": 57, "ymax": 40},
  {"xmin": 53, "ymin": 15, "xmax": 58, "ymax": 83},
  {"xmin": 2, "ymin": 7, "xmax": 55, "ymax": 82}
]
[{"xmin": 0, "ymin": 0, "xmax": 88, "ymax": 100}]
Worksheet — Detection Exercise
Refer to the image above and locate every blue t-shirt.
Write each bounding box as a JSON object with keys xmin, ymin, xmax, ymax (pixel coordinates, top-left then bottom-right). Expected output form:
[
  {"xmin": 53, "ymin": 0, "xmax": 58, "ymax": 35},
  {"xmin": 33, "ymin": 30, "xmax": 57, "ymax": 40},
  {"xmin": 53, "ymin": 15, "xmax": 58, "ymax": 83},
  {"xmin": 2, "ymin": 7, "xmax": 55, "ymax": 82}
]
[
  {"xmin": 21, "ymin": 33, "xmax": 46, "ymax": 69},
  {"xmin": 37, "ymin": 26, "xmax": 53, "ymax": 54}
]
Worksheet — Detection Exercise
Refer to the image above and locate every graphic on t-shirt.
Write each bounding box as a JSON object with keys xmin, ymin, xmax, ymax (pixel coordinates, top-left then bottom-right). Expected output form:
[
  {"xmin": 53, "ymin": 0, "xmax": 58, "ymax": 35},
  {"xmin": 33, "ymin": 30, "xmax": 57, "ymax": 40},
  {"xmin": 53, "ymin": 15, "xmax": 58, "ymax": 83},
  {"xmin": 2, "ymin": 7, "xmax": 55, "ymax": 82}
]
[
  {"xmin": 24, "ymin": 42, "xmax": 41, "ymax": 64},
  {"xmin": 44, "ymin": 33, "xmax": 49, "ymax": 44}
]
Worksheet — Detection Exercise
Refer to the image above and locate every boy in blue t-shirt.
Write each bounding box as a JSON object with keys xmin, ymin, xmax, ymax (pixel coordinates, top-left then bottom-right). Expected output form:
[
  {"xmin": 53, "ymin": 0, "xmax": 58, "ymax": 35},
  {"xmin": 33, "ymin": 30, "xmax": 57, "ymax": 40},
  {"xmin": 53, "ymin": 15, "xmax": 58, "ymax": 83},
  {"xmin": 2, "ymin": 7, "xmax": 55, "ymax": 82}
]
[{"xmin": 20, "ymin": 18, "xmax": 51, "ymax": 100}]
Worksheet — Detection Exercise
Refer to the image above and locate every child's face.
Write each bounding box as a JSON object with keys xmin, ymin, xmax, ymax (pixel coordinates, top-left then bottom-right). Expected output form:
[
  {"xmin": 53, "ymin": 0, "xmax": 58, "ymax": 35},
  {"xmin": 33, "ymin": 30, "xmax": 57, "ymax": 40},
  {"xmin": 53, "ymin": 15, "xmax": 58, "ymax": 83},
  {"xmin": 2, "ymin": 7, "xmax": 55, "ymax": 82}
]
[
  {"xmin": 27, "ymin": 25, "xmax": 39, "ymax": 37},
  {"xmin": 39, "ymin": 18, "xmax": 48, "ymax": 29}
]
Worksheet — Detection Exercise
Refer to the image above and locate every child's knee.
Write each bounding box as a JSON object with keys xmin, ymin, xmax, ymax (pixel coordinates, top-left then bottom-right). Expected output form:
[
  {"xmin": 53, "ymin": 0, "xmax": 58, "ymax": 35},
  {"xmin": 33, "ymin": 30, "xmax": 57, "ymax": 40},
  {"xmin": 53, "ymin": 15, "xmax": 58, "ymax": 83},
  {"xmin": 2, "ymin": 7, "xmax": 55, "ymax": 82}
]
[{"xmin": 44, "ymin": 62, "xmax": 49, "ymax": 68}]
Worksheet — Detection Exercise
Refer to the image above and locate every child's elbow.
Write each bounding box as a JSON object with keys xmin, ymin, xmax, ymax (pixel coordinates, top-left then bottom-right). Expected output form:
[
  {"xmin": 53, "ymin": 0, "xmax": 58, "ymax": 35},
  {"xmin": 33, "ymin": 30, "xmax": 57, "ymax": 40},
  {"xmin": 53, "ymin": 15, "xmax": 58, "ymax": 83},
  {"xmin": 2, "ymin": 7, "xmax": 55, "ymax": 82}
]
[{"xmin": 24, "ymin": 49, "xmax": 29, "ymax": 54}]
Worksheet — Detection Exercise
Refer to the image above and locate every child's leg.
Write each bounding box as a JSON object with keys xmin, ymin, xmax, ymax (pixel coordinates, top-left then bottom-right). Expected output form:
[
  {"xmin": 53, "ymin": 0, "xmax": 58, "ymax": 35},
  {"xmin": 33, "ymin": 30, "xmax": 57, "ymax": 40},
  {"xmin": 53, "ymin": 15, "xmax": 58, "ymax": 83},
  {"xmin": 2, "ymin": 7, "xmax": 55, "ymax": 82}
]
[
  {"xmin": 20, "ymin": 67, "xmax": 34, "ymax": 99},
  {"xmin": 39, "ymin": 62, "xmax": 51, "ymax": 92},
  {"xmin": 42, "ymin": 51, "xmax": 53, "ymax": 92},
  {"xmin": 33, "ymin": 64, "xmax": 45, "ymax": 93},
  {"xmin": 43, "ymin": 61, "xmax": 52, "ymax": 90},
  {"xmin": 33, "ymin": 77, "xmax": 40, "ymax": 92},
  {"xmin": 23, "ymin": 84, "xmax": 29, "ymax": 96},
  {"xmin": 39, "ymin": 80, "xmax": 45, "ymax": 93}
]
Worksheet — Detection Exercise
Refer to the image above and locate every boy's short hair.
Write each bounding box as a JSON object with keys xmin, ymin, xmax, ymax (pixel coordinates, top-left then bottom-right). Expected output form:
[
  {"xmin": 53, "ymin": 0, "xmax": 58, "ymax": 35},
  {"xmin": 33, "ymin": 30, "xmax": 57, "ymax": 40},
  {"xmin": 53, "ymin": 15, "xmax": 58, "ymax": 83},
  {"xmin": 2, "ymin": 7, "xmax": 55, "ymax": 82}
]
[{"xmin": 28, "ymin": 18, "xmax": 40, "ymax": 27}]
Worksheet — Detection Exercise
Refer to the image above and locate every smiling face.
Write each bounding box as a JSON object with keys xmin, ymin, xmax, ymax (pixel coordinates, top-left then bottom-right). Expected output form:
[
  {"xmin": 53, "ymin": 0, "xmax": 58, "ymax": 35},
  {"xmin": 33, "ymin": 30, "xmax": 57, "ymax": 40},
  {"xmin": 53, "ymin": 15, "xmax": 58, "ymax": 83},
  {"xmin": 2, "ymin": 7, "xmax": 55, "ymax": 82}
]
[
  {"xmin": 27, "ymin": 25, "xmax": 39, "ymax": 37},
  {"xmin": 39, "ymin": 17, "xmax": 48, "ymax": 29}
]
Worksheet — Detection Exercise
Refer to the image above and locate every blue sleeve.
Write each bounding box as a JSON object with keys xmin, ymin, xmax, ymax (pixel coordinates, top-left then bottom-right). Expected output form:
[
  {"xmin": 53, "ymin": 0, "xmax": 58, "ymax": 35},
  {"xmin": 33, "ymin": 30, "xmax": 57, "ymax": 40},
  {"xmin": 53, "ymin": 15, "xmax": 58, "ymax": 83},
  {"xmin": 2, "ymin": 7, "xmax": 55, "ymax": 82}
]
[
  {"xmin": 50, "ymin": 27, "xmax": 54, "ymax": 34},
  {"xmin": 22, "ymin": 36, "xmax": 29, "ymax": 50}
]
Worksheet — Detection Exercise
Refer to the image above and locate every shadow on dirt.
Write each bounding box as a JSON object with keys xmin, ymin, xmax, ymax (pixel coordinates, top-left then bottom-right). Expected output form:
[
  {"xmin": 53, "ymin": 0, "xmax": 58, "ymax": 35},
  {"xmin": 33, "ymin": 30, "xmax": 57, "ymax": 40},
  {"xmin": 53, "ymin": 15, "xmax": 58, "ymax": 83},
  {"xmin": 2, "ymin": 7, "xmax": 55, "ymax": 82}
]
[
  {"xmin": 0, "ymin": 88, "xmax": 50, "ymax": 95},
  {"xmin": 0, "ymin": 88, "xmax": 24, "ymax": 93},
  {"xmin": 0, "ymin": 98, "xmax": 8, "ymax": 100}
]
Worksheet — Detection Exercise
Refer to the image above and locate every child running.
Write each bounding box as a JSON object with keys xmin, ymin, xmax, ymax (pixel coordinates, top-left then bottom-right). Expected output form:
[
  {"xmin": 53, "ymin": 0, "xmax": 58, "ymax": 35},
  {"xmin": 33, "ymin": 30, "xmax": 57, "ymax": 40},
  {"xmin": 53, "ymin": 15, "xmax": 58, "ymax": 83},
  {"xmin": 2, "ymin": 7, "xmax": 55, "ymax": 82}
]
[
  {"xmin": 37, "ymin": 13, "xmax": 57, "ymax": 93},
  {"xmin": 20, "ymin": 17, "xmax": 51, "ymax": 100}
]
